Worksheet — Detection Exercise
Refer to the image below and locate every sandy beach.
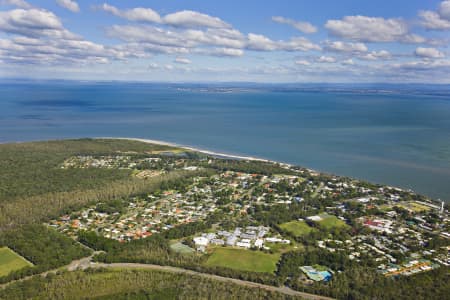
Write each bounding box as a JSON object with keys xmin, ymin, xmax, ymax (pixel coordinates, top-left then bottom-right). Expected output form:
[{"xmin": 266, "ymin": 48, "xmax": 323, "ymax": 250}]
[{"xmin": 97, "ymin": 137, "xmax": 280, "ymax": 164}]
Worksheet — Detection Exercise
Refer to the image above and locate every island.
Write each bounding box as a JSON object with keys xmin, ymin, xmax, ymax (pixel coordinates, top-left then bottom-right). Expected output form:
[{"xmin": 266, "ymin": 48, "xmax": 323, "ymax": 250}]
[{"xmin": 0, "ymin": 138, "xmax": 448, "ymax": 300}]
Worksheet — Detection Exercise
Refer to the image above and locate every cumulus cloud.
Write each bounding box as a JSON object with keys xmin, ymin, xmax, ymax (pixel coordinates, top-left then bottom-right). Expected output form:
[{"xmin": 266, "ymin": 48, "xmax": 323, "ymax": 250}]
[
  {"xmin": 98, "ymin": 4, "xmax": 229, "ymax": 28},
  {"xmin": 174, "ymin": 57, "xmax": 191, "ymax": 64},
  {"xmin": 325, "ymin": 15, "xmax": 424, "ymax": 43},
  {"xmin": 246, "ymin": 33, "xmax": 277, "ymax": 51},
  {"xmin": 107, "ymin": 25, "xmax": 244, "ymax": 51},
  {"xmin": 317, "ymin": 56, "xmax": 336, "ymax": 63},
  {"xmin": 99, "ymin": 3, "xmax": 161, "ymax": 23},
  {"xmin": 391, "ymin": 59, "xmax": 450, "ymax": 72},
  {"xmin": 359, "ymin": 50, "xmax": 392, "ymax": 60},
  {"xmin": 324, "ymin": 40, "xmax": 367, "ymax": 53},
  {"xmin": 419, "ymin": 10, "xmax": 450, "ymax": 30},
  {"xmin": 0, "ymin": 8, "xmax": 67, "ymax": 38},
  {"xmin": 295, "ymin": 60, "xmax": 310, "ymax": 66},
  {"xmin": 439, "ymin": 0, "xmax": 450, "ymax": 20},
  {"xmin": 418, "ymin": 1, "xmax": 450, "ymax": 30},
  {"xmin": 414, "ymin": 47, "xmax": 445, "ymax": 58},
  {"xmin": 56, "ymin": 0, "xmax": 79, "ymax": 13},
  {"xmin": 272, "ymin": 16, "xmax": 317, "ymax": 34},
  {"xmin": 280, "ymin": 37, "xmax": 321, "ymax": 51},
  {"xmin": 204, "ymin": 47, "xmax": 244, "ymax": 57},
  {"xmin": 0, "ymin": 0, "xmax": 32, "ymax": 9},
  {"xmin": 0, "ymin": 7, "xmax": 130, "ymax": 65},
  {"xmin": 164, "ymin": 10, "xmax": 230, "ymax": 28},
  {"xmin": 246, "ymin": 33, "xmax": 320, "ymax": 52},
  {"xmin": 342, "ymin": 59, "xmax": 355, "ymax": 65}
]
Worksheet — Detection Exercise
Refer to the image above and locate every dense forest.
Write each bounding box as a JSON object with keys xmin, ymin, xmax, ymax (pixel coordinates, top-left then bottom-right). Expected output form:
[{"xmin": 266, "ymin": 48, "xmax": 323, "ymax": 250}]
[
  {"xmin": 0, "ymin": 139, "xmax": 212, "ymax": 284},
  {"xmin": 0, "ymin": 268, "xmax": 297, "ymax": 300},
  {"xmin": 0, "ymin": 139, "xmax": 174, "ymax": 200},
  {"xmin": 0, "ymin": 225, "xmax": 91, "ymax": 284}
]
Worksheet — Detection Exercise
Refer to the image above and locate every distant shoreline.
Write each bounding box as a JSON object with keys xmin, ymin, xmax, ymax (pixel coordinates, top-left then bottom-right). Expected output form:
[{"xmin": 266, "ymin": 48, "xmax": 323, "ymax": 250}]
[
  {"xmin": 97, "ymin": 137, "xmax": 449, "ymax": 204},
  {"xmin": 98, "ymin": 137, "xmax": 283, "ymax": 164}
]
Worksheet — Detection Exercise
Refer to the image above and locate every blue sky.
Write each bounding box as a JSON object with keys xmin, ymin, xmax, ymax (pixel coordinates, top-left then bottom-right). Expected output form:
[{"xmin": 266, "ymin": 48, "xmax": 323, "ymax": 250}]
[{"xmin": 0, "ymin": 0, "xmax": 449, "ymax": 83}]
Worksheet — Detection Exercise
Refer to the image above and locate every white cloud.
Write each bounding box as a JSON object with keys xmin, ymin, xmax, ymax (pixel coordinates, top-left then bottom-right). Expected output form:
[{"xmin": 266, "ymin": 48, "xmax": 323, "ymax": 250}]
[
  {"xmin": 324, "ymin": 40, "xmax": 367, "ymax": 53},
  {"xmin": 0, "ymin": 8, "xmax": 65, "ymax": 37},
  {"xmin": 414, "ymin": 47, "xmax": 445, "ymax": 58},
  {"xmin": 295, "ymin": 60, "xmax": 310, "ymax": 66},
  {"xmin": 99, "ymin": 3, "xmax": 161, "ymax": 23},
  {"xmin": 272, "ymin": 16, "xmax": 317, "ymax": 34},
  {"xmin": 325, "ymin": 15, "xmax": 424, "ymax": 43},
  {"xmin": 246, "ymin": 34, "xmax": 320, "ymax": 52},
  {"xmin": 148, "ymin": 62, "xmax": 159, "ymax": 69},
  {"xmin": 174, "ymin": 57, "xmax": 191, "ymax": 64},
  {"xmin": 419, "ymin": 10, "xmax": 450, "ymax": 30},
  {"xmin": 0, "ymin": 0, "xmax": 32, "ymax": 9},
  {"xmin": 164, "ymin": 64, "xmax": 174, "ymax": 70},
  {"xmin": 280, "ymin": 37, "xmax": 321, "ymax": 51},
  {"xmin": 0, "ymin": 7, "xmax": 131, "ymax": 65},
  {"xmin": 204, "ymin": 47, "xmax": 244, "ymax": 57},
  {"xmin": 317, "ymin": 56, "xmax": 336, "ymax": 63},
  {"xmin": 392, "ymin": 59, "xmax": 450, "ymax": 71},
  {"xmin": 164, "ymin": 10, "xmax": 230, "ymax": 28},
  {"xmin": 56, "ymin": 0, "xmax": 79, "ymax": 13},
  {"xmin": 439, "ymin": 0, "xmax": 450, "ymax": 20},
  {"xmin": 359, "ymin": 50, "xmax": 392, "ymax": 60},
  {"xmin": 342, "ymin": 59, "xmax": 355, "ymax": 65},
  {"xmin": 246, "ymin": 33, "xmax": 277, "ymax": 51},
  {"xmin": 99, "ymin": 4, "xmax": 232, "ymax": 29}
]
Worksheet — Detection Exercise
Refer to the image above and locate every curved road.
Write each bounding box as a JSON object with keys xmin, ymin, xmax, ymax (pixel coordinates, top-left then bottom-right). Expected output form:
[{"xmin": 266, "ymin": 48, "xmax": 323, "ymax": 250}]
[
  {"xmin": 1, "ymin": 255, "xmax": 334, "ymax": 300},
  {"xmin": 94, "ymin": 262, "xmax": 334, "ymax": 300}
]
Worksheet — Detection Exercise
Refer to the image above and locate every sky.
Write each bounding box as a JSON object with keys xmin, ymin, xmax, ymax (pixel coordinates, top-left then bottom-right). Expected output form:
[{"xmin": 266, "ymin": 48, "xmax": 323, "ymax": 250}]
[{"xmin": 0, "ymin": 0, "xmax": 449, "ymax": 83}]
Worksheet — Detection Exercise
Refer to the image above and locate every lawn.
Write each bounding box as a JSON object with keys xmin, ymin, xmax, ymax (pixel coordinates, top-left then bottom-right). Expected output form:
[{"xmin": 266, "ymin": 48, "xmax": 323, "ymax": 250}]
[
  {"xmin": 204, "ymin": 248, "xmax": 280, "ymax": 273},
  {"xmin": 279, "ymin": 220, "xmax": 316, "ymax": 237},
  {"xmin": 170, "ymin": 241, "xmax": 195, "ymax": 255},
  {"xmin": 397, "ymin": 201, "xmax": 431, "ymax": 213},
  {"xmin": 317, "ymin": 214, "xmax": 349, "ymax": 230},
  {"xmin": 0, "ymin": 247, "xmax": 33, "ymax": 277}
]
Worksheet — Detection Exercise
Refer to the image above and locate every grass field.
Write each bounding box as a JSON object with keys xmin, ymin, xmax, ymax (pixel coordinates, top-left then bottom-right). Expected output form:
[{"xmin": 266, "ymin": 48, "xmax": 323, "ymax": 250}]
[
  {"xmin": 397, "ymin": 201, "xmax": 431, "ymax": 213},
  {"xmin": 0, "ymin": 247, "xmax": 33, "ymax": 277},
  {"xmin": 170, "ymin": 242, "xmax": 195, "ymax": 255},
  {"xmin": 279, "ymin": 220, "xmax": 316, "ymax": 237},
  {"xmin": 317, "ymin": 214, "xmax": 349, "ymax": 230},
  {"xmin": 204, "ymin": 248, "xmax": 280, "ymax": 273}
]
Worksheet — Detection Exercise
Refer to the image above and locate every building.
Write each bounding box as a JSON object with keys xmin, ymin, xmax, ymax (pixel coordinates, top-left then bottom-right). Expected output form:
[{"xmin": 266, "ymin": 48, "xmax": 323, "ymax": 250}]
[{"xmin": 193, "ymin": 236, "xmax": 209, "ymax": 247}]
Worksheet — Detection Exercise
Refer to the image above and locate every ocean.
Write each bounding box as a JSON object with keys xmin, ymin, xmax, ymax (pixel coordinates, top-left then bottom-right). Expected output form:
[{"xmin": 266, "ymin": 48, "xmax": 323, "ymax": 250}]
[{"xmin": 1, "ymin": 81, "xmax": 449, "ymax": 202}]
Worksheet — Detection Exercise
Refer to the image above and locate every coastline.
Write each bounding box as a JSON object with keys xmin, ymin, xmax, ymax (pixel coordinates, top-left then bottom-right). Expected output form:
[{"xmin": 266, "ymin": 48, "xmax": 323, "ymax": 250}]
[
  {"xmin": 1, "ymin": 136, "xmax": 445, "ymax": 202},
  {"xmin": 98, "ymin": 137, "xmax": 284, "ymax": 165},
  {"xmin": 97, "ymin": 137, "xmax": 449, "ymax": 204}
]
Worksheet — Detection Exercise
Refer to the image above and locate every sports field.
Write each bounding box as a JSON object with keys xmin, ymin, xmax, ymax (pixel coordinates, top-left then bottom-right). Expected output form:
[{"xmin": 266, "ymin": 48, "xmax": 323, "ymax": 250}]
[
  {"xmin": 316, "ymin": 214, "xmax": 349, "ymax": 230},
  {"xmin": 279, "ymin": 220, "xmax": 316, "ymax": 237},
  {"xmin": 0, "ymin": 247, "xmax": 33, "ymax": 277},
  {"xmin": 397, "ymin": 201, "xmax": 431, "ymax": 213},
  {"xmin": 204, "ymin": 248, "xmax": 280, "ymax": 273}
]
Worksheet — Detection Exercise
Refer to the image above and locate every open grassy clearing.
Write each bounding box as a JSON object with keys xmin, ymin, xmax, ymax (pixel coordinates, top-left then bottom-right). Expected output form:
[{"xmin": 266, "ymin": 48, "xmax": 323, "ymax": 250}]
[
  {"xmin": 204, "ymin": 248, "xmax": 280, "ymax": 273},
  {"xmin": 317, "ymin": 214, "xmax": 349, "ymax": 230},
  {"xmin": 0, "ymin": 247, "xmax": 33, "ymax": 277},
  {"xmin": 279, "ymin": 220, "xmax": 317, "ymax": 237},
  {"xmin": 397, "ymin": 201, "xmax": 431, "ymax": 213},
  {"xmin": 170, "ymin": 241, "xmax": 195, "ymax": 255}
]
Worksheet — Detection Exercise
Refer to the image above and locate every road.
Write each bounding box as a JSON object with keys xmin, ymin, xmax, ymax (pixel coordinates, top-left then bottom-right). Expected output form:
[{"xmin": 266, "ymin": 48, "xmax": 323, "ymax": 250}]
[
  {"xmin": 94, "ymin": 262, "xmax": 334, "ymax": 300},
  {"xmin": 1, "ymin": 255, "xmax": 334, "ymax": 300}
]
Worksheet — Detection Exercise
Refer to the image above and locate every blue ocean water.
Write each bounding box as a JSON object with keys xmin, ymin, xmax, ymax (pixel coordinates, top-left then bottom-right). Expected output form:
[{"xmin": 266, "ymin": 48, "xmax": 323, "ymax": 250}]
[{"xmin": 1, "ymin": 81, "xmax": 449, "ymax": 201}]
